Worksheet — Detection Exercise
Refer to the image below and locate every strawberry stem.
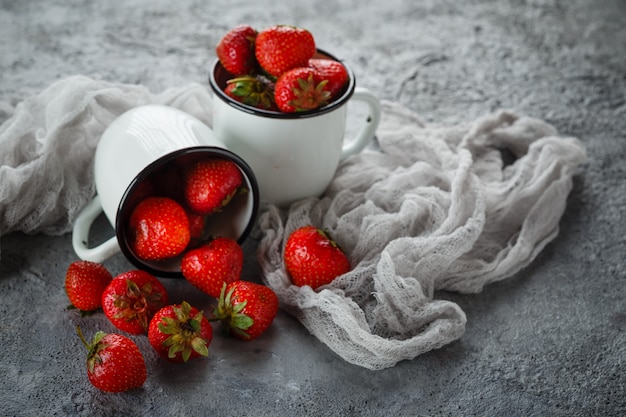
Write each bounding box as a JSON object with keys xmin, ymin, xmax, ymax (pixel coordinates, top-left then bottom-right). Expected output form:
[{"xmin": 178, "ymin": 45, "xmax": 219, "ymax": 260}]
[
  {"xmin": 211, "ymin": 283, "xmax": 253, "ymax": 338},
  {"xmin": 156, "ymin": 301, "xmax": 209, "ymax": 362},
  {"xmin": 76, "ymin": 326, "xmax": 90, "ymax": 350},
  {"xmin": 76, "ymin": 326, "xmax": 108, "ymax": 374},
  {"xmin": 112, "ymin": 279, "xmax": 164, "ymax": 332}
]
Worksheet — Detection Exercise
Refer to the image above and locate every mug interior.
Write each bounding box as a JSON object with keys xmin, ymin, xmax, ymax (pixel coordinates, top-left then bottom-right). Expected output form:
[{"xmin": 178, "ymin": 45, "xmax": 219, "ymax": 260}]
[
  {"xmin": 209, "ymin": 48, "xmax": 356, "ymax": 118},
  {"xmin": 115, "ymin": 146, "xmax": 259, "ymax": 278}
]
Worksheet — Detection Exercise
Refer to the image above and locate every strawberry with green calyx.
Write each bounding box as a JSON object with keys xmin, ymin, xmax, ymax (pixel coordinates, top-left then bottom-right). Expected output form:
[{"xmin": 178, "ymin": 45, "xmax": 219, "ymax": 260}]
[
  {"xmin": 76, "ymin": 326, "xmax": 146, "ymax": 393},
  {"xmin": 65, "ymin": 260, "xmax": 113, "ymax": 313},
  {"xmin": 184, "ymin": 158, "xmax": 244, "ymax": 215},
  {"xmin": 255, "ymin": 25, "xmax": 316, "ymax": 77},
  {"xmin": 274, "ymin": 67, "xmax": 331, "ymax": 112},
  {"xmin": 224, "ymin": 76, "xmax": 274, "ymax": 110},
  {"xmin": 181, "ymin": 237, "xmax": 243, "ymax": 298},
  {"xmin": 308, "ymin": 58, "xmax": 349, "ymax": 99},
  {"xmin": 102, "ymin": 270, "xmax": 168, "ymax": 334},
  {"xmin": 128, "ymin": 196, "xmax": 191, "ymax": 261},
  {"xmin": 284, "ymin": 225, "xmax": 351, "ymax": 290},
  {"xmin": 216, "ymin": 24, "xmax": 258, "ymax": 76},
  {"xmin": 148, "ymin": 301, "xmax": 213, "ymax": 363},
  {"xmin": 214, "ymin": 281, "xmax": 279, "ymax": 341}
]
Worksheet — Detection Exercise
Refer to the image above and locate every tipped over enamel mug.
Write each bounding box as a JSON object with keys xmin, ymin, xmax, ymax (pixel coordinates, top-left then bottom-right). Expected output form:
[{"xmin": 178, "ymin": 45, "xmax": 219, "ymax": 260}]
[
  {"xmin": 209, "ymin": 49, "xmax": 382, "ymax": 207},
  {"xmin": 72, "ymin": 105, "xmax": 259, "ymax": 277}
]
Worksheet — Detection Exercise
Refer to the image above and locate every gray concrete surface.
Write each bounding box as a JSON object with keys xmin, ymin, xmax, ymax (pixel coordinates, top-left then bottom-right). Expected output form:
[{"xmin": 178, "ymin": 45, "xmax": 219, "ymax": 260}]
[{"xmin": 1, "ymin": 0, "xmax": 625, "ymax": 416}]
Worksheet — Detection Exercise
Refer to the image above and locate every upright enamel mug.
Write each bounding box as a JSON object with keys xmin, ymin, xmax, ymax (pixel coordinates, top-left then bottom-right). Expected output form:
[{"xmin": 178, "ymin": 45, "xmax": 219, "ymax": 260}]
[{"xmin": 209, "ymin": 49, "xmax": 381, "ymax": 207}]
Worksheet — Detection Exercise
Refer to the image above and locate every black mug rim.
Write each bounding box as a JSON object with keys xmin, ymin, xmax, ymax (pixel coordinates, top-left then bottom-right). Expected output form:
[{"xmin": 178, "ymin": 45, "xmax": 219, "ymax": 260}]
[
  {"xmin": 114, "ymin": 145, "xmax": 260, "ymax": 278},
  {"xmin": 209, "ymin": 48, "xmax": 356, "ymax": 119}
]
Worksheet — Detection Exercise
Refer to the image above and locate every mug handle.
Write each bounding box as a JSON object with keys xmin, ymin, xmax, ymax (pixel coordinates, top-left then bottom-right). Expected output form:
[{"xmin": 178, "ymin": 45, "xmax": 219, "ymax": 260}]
[
  {"xmin": 72, "ymin": 195, "xmax": 121, "ymax": 263},
  {"xmin": 340, "ymin": 87, "xmax": 382, "ymax": 159}
]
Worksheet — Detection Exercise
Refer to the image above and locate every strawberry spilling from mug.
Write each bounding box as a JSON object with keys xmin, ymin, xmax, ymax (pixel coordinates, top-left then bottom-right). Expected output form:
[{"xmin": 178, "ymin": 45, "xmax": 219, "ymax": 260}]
[
  {"xmin": 184, "ymin": 159, "xmax": 244, "ymax": 215},
  {"xmin": 125, "ymin": 156, "xmax": 247, "ymax": 264},
  {"xmin": 215, "ymin": 24, "xmax": 349, "ymax": 112},
  {"xmin": 128, "ymin": 196, "xmax": 191, "ymax": 261},
  {"xmin": 181, "ymin": 237, "xmax": 244, "ymax": 298}
]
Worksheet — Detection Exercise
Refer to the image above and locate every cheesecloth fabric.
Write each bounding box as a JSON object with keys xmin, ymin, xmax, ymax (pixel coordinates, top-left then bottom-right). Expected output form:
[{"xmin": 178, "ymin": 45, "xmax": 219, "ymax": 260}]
[
  {"xmin": 256, "ymin": 101, "xmax": 586, "ymax": 369},
  {"xmin": 0, "ymin": 75, "xmax": 587, "ymax": 370}
]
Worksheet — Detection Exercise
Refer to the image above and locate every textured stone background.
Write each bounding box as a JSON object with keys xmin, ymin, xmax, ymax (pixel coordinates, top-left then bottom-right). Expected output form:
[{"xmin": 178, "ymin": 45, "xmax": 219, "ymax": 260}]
[{"xmin": 1, "ymin": 0, "xmax": 625, "ymax": 416}]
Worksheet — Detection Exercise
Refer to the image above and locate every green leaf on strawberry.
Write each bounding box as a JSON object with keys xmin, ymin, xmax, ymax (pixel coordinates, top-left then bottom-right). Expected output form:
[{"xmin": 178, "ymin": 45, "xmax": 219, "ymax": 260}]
[
  {"xmin": 224, "ymin": 75, "xmax": 274, "ymax": 110},
  {"xmin": 308, "ymin": 58, "xmax": 349, "ymax": 99},
  {"xmin": 102, "ymin": 270, "xmax": 168, "ymax": 334},
  {"xmin": 274, "ymin": 67, "xmax": 331, "ymax": 112},
  {"xmin": 213, "ymin": 281, "xmax": 279, "ymax": 341},
  {"xmin": 148, "ymin": 301, "xmax": 213, "ymax": 363}
]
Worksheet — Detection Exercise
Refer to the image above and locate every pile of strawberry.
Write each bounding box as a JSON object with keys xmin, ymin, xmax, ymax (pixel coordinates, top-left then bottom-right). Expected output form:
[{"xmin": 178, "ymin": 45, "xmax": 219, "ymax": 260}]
[
  {"xmin": 216, "ymin": 24, "xmax": 349, "ymax": 112},
  {"xmin": 126, "ymin": 157, "xmax": 245, "ymax": 264},
  {"xmin": 66, "ymin": 224, "xmax": 350, "ymax": 393},
  {"xmin": 66, "ymin": 259, "xmax": 280, "ymax": 392}
]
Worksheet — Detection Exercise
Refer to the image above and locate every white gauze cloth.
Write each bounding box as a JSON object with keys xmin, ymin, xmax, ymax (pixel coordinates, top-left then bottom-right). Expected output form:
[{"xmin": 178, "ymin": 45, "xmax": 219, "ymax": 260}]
[
  {"xmin": 0, "ymin": 76, "xmax": 586, "ymax": 370},
  {"xmin": 256, "ymin": 102, "xmax": 586, "ymax": 370},
  {"xmin": 0, "ymin": 75, "xmax": 213, "ymax": 238}
]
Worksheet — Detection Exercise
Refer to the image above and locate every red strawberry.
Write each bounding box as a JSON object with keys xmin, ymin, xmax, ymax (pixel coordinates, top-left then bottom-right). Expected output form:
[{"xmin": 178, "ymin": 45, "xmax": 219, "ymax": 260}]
[
  {"xmin": 284, "ymin": 226, "xmax": 351, "ymax": 290},
  {"xmin": 255, "ymin": 25, "xmax": 316, "ymax": 77},
  {"xmin": 184, "ymin": 158, "xmax": 244, "ymax": 215},
  {"xmin": 102, "ymin": 270, "xmax": 168, "ymax": 334},
  {"xmin": 308, "ymin": 58, "xmax": 349, "ymax": 98},
  {"xmin": 148, "ymin": 301, "xmax": 213, "ymax": 363},
  {"xmin": 65, "ymin": 260, "xmax": 113, "ymax": 312},
  {"xmin": 128, "ymin": 196, "xmax": 191, "ymax": 261},
  {"xmin": 214, "ymin": 281, "xmax": 279, "ymax": 341},
  {"xmin": 216, "ymin": 24, "xmax": 258, "ymax": 76},
  {"xmin": 76, "ymin": 326, "xmax": 146, "ymax": 393},
  {"xmin": 224, "ymin": 76, "xmax": 274, "ymax": 110},
  {"xmin": 274, "ymin": 67, "xmax": 331, "ymax": 112},
  {"xmin": 181, "ymin": 237, "xmax": 243, "ymax": 298}
]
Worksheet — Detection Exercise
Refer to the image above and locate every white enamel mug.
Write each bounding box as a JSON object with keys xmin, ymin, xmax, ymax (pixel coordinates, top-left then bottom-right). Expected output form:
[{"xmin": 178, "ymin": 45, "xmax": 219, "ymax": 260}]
[
  {"xmin": 209, "ymin": 49, "xmax": 381, "ymax": 206},
  {"xmin": 72, "ymin": 105, "xmax": 259, "ymax": 277}
]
